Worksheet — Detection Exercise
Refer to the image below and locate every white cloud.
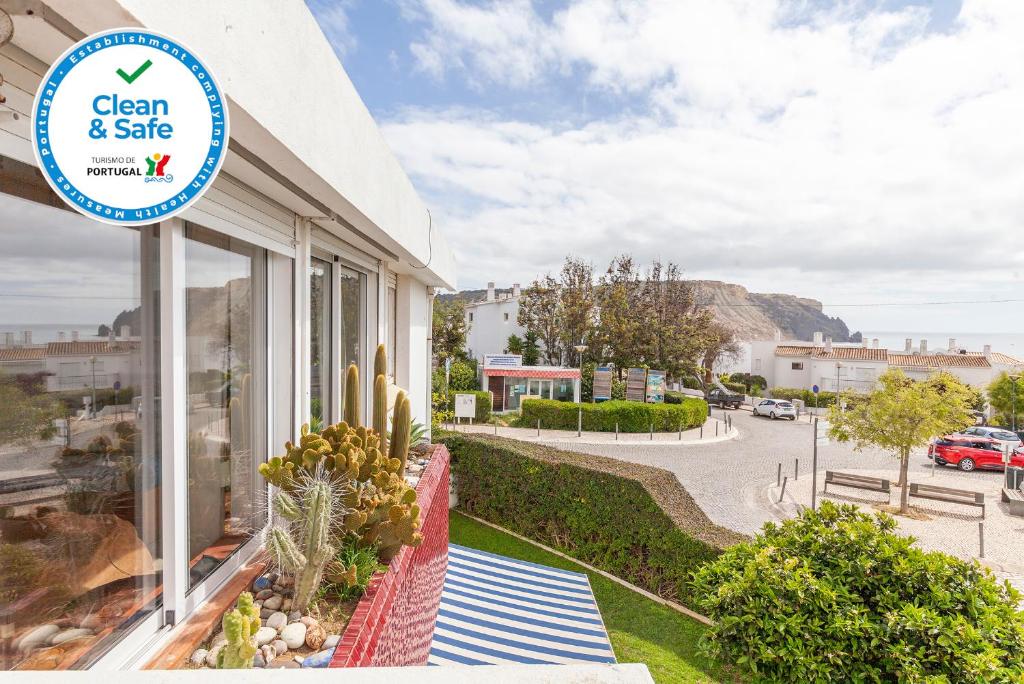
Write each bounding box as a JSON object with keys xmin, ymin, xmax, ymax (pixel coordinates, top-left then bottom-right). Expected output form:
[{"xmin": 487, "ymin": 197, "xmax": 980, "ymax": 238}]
[
  {"xmin": 385, "ymin": 0, "xmax": 1024, "ymax": 331},
  {"xmin": 306, "ymin": 0, "xmax": 358, "ymax": 58}
]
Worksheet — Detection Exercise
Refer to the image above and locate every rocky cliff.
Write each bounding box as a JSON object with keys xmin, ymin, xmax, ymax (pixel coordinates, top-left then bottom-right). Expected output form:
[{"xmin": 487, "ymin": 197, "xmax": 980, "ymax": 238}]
[{"xmin": 695, "ymin": 280, "xmax": 858, "ymax": 342}]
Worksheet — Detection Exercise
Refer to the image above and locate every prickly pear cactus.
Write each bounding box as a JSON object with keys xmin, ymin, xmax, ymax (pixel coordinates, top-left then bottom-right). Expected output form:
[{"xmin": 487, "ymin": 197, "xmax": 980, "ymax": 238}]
[{"xmin": 216, "ymin": 592, "xmax": 260, "ymax": 669}]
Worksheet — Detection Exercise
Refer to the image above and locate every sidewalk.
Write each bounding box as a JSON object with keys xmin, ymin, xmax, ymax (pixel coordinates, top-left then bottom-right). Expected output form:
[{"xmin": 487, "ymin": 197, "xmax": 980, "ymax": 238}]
[{"xmin": 448, "ymin": 416, "xmax": 738, "ymax": 446}]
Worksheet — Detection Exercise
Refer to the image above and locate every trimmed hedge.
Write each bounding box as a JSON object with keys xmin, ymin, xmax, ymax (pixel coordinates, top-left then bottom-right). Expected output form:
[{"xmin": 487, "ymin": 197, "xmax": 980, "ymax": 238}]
[
  {"xmin": 448, "ymin": 389, "xmax": 492, "ymax": 422},
  {"xmin": 519, "ymin": 397, "xmax": 707, "ymax": 432},
  {"xmin": 721, "ymin": 381, "xmax": 747, "ymax": 395},
  {"xmin": 442, "ymin": 432, "xmax": 744, "ymax": 607},
  {"xmin": 770, "ymin": 387, "xmax": 837, "ymax": 408}
]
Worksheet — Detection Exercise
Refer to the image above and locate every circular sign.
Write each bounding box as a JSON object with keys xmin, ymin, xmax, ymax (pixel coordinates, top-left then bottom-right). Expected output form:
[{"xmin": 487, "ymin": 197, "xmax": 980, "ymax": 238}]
[
  {"xmin": 32, "ymin": 28, "xmax": 229, "ymax": 225},
  {"xmin": 812, "ymin": 384, "xmax": 820, "ymax": 394}
]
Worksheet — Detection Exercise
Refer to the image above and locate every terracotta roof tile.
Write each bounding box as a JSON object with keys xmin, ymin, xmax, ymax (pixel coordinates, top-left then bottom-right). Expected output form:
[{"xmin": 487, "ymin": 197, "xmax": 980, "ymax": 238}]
[
  {"xmin": 0, "ymin": 347, "xmax": 45, "ymax": 361},
  {"xmin": 775, "ymin": 345, "xmax": 888, "ymax": 361},
  {"xmin": 887, "ymin": 353, "xmax": 991, "ymax": 369},
  {"xmin": 45, "ymin": 341, "xmax": 140, "ymax": 356},
  {"xmin": 962, "ymin": 351, "xmax": 1022, "ymax": 366}
]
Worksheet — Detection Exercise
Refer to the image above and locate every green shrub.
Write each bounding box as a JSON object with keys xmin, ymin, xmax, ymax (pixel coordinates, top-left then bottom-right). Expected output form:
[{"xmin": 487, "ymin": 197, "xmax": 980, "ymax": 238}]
[
  {"xmin": 679, "ymin": 375, "xmax": 704, "ymax": 390},
  {"xmin": 580, "ymin": 361, "xmax": 595, "ymax": 403},
  {"xmin": 448, "ymin": 359, "xmax": 478, "ymax": 391},
  {"xmin": 770, "ymin": 386, "xmax": 837, "ymax": 408},
  {"xmin": 726, "ymin": 373, "xmax": 767, "ymax": 392},
  {"xmin": 518, "ymin": 397, "xmax": 707, "ymax": 432},
  {"xmin": 442, "ymin": 432, "xmax": 732, "ymax": 607},
  {"xmin": 610, "ymin": 378, "xmax": 626, "ymax": 400},
  {"xmin": 692, "ymin": 501, "xmax": 1024, "ymax": 683},
  {"xmin": 721, "ymin": 381, "xmax": 747, "ymax": 394}
]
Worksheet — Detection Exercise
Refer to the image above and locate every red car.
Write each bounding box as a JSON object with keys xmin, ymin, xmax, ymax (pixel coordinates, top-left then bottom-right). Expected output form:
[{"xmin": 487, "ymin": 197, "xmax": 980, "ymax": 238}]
[{"xmin": 928, "ymin": 434, "xmax": 1024, "ymax": 472}]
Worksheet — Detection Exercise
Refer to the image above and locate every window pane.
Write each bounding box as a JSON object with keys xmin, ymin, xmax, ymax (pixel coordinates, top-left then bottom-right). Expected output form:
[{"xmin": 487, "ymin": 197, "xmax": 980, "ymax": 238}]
[
  {"xmin": 184, "ymin": 225, "xmax": 266, "ymax": 590},
  {"xmin": 309, "ymin": 258, "xmax": 331, "ymax": 425},
  {"xmin": 339, "ymin": 268, "xmax": 363, "ymax": 371},
  {"xmin": 0, "ymin": 158, "xmax": 161, "ymax": 670}
]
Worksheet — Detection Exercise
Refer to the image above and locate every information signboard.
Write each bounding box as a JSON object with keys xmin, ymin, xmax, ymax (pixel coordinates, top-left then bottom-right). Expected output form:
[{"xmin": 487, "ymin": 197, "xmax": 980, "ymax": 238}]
[
  {"xmin": 454, "ymin": 393, "xmax": 476, "ymax": 421},
  {"xmin": 626, "ymin": 368, "xmax": 648, "ymax": 402},
  {"xmin": 593, "ymin": 366, "xmax": 613, "ymax": 402},
  {"xmin": 645, "ymin": 370, "xmax": 666, "ymax": 403}
]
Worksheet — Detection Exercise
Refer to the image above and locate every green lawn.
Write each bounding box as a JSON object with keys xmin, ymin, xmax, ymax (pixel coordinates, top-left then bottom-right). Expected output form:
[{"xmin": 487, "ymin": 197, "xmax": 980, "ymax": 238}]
[{"xmin": 449, "ymin": 511, "xmax": 738, "ymax": 683}]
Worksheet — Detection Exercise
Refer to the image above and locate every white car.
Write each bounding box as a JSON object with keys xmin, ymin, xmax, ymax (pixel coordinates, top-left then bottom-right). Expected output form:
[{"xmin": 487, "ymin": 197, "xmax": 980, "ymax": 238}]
[
  {"xmin": 961, "ymin": 425, "xmax": 1022, "ymax": 449},
  {"xmin": 753, "ymin": 399, "xmax": 797, "ymax": 420}
]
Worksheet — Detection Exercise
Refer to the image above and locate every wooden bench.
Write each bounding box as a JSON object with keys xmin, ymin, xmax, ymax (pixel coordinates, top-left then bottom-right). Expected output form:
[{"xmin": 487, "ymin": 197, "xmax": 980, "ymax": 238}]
[
  {"xmin": 824, "ymin": 471, "xmax": 891, "ymax": 501},
  {"xmin": 1003, "ymin": 487, "xmax": 1024, "ymax": 517},
  {"xmin": 909, "ymin": 482, "xmax": 985, "ymax": 518}
]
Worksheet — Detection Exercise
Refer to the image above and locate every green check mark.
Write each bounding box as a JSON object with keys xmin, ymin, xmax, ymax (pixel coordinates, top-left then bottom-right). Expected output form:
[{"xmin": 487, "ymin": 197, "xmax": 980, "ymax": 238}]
[{"xmin": 116, "ymin": 59, "xmax": 152, "ymax": 84}]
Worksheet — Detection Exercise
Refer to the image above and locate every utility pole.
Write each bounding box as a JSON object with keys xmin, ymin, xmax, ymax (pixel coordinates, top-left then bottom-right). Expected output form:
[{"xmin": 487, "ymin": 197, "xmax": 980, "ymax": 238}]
[
  {"xmin": 89, "ymin": 355, "xmax": 97, "ymax": 419},
  {"xmin": 1010, "ymin": 374, "xmax": 1020, "ymax": 434}
]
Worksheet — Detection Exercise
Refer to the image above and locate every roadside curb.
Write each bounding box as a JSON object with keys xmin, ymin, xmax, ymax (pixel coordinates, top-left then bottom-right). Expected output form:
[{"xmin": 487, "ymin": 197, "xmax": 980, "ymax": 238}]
[{"xmin": 454, "ymin": 418, "xmax": 741, "ymax": 447}]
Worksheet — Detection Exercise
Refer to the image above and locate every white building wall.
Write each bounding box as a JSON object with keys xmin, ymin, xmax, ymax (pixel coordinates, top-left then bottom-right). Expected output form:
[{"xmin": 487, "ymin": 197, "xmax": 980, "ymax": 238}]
[
  {"xmin": 465, "ymin": 298, "xmax": 525, "ymax": 362},
  {"xmin": 396, "ymin": 275, "xmax": 431, "ymax": 429}
]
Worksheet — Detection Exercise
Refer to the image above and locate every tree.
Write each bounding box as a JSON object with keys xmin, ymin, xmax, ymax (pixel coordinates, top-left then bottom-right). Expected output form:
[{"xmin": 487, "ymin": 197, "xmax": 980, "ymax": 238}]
[
  {"xmin": 828, "ymin": 369, "xmax": 974, "ymax": 514},
  {"xmin": 644, "ymin": 260, "xmax": 711, "ymax": 382},
  {"xmin": 592, "ymin": 255, "xmax": 646, "ymax": 377},
  {"xmin": 556, "ymin": 257, "xmax": 595, "ymax": 367},
  {"xmin": 517, "ymin": 274, "xmax": 561, "ymax": 365},
  {"xmin": 0, "ymin": 378, "xmax": 59, "ymax": 445},
  {"xmin": 696, "ymin": 319, "xmax": 741, "ymax": 387},
  {"xmin": 432, "ymin": 298, "xmax": 469, "ymax": 362},
  {"xmin": 522, "ymin": 331, "xmax": 541, "ymax": 366},
  {"xmin": 505, "ymin": 334, "xmax": 524, "ymax": 356},
  {"xmin": 987, "ymin": 371, "xmax": 1023, "ymax": 429}
]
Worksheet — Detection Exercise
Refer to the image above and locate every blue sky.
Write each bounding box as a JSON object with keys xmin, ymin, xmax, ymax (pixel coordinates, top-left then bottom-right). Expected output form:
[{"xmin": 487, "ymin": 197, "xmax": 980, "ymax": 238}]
[{"xmin": 305, "ymin": 0, "xmax": 1024, "ymax": 335}]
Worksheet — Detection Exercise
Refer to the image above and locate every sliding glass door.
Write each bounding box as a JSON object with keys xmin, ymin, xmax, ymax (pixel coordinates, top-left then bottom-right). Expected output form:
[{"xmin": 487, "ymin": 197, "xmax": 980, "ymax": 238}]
[
  {"xmin": 309, "ymin": 258, "xmax": 331, "ymax": 428},
  {"xmin": 0, "ymin": 158, "xmax": 162, "ymax": 670},
  {"xmin": 183, "ymin": 225, "xmax": 266, "ymax": 590}
]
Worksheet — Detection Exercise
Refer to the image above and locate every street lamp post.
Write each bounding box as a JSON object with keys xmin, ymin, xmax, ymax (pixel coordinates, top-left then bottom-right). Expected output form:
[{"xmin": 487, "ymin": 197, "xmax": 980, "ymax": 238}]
[
  {"xmin": 1010, "ymin": 373, "xmax": 1021, "ymax": 434},
  {"xmin": 89, "ymin": 355, "xmax": 97, "ymax": 419}
]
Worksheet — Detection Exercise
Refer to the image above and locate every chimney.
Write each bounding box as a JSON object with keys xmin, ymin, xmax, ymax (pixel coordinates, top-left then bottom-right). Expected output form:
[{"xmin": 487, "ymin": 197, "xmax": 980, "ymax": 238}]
[
  {"xmin": 813, "ymin": 331, "xmax": 823, "ymax": 345},
  {"xmin": 108, "ymin": 330, "xmax": 115, "ymax": 344},
  {"xmin": 486, "ymin": 282, "xmax": 495, "ymax": 302},
  {"xmin": 905, "ymin": 338, "xmax": 913, "ymax": 353},
  {"xmin": 948, "ymin": 338, "xmax": 956, "ymax": 352},
  {"xmin": 3, "ymin": 332, "xmax": 13, "ymax": 347},
  {"xmin": 774, "ymin": 329, "xmax": 782, "ymax": 341},
  {"xmin": 23, "ymin": 330, "xmax": 31, "ymax": 345},
  {"xmin": 58, "ymin": 331, "xmax": 66, "ymax": 342},
  {"xmin": 120, "ymin": 325, "xmax": 130, "ymax": 340},
  {"xmin": 862, "ymin": 339, "xmax": 868, "ymax": 348},
  {"xmin": 919, "ymin": 339, "xmax": 928, "ymax": 354},
  {"xmin": 71, "ymin": 330, "xmax": 79, "ymax": 342},
  {"xmin": 983, "ymin": 344, "xmax": 992, "ymax": 360},
  {"xmin": 512, "ymin": 283, "xmax": 521, "ymax": 298},
  {"xmin": 825, "ymin": 336, "xmax": 833, "ymax": 353},
  {"xmin": 872, "ymin": 338, "xmax": 879, "ymax": 348}
]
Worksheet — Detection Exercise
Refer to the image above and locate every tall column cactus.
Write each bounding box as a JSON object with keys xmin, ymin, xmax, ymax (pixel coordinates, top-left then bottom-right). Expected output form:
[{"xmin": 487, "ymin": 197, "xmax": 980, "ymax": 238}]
[
  {"xmin": 343, "ymin": 363, "xmax": 360, "ymax": 427},
  {"xmin": 374, "ymin": 343, "xmax": 387, "ymax": 383},
  {"xmin": 264, "ymin": 474, "xmax": 345, "ymax": 612},
  {"xmin": 390, "ymin": 390, "xmax": 411, "ymax": 475},
  {"xmin": 217, "ymin": 592, "xmax": 261, "ymax": 668},
  {"xmin": 373, "ymin": 373, "xmax": 388, "ymax": 456}
]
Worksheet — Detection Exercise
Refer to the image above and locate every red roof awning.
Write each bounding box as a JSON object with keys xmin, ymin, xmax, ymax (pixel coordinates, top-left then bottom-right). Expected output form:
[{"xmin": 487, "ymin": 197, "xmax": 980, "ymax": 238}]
[{"xmin": 484, "ymin": 367, "xmax": 580, "ymax": 380}]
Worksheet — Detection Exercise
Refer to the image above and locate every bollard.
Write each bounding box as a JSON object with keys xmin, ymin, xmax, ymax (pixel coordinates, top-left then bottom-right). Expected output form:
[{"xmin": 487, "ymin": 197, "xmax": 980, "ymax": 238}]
[
  {"xmin": 678, "ymin": 423, "xmax": 683, "ymax": 441},
  {"xmin": 537, "ymin": 419, "xmax": 541, "ymax": 437},
  {"xmin": 650, "ymin": 423, "xmax": 654, "ymax": 441},
  {"xmin": 578, "ymin": 409, "xmax": 582, "ymax": 437},
  {"xmin": 700, "ymin": 424, "xmax": 703, "ymax": 439},
  {"xmin": 979, "ymin": 522, "xmax": 985, "ymax": 558},
  {"xmin": 777, "ymin": 462, "xmax": 782, "ymax": 487},
  {"xmin": 794, "ymin": 458, "xmax": 799, "ymax": 481},
  {"xmin": 615, "ymin": 422, "xmax": 619, "ymax": 440},
  {"xmin": 494, "ymin": 423, "xmax": 498, "ymax": 435},
  {"xmin": 778, "ymin": 476, "xmax": 789, "ymax": 503},
  {"xmin": 716, "ymin": 421, "xmax": 719, "ymax": 437}
]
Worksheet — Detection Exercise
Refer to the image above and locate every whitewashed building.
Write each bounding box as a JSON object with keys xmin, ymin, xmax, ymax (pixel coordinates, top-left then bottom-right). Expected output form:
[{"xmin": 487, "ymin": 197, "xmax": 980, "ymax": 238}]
[
  {"xmin": 0, "ymin": 0, "xmax": 454, "ymax": 671},
  {"xmin": 463, "ymin": 281, "xmax": 526, "ymax": 363},
  {"xmin": 751, "ymin": 333, "xmax": 1022, "ymax": 393}
]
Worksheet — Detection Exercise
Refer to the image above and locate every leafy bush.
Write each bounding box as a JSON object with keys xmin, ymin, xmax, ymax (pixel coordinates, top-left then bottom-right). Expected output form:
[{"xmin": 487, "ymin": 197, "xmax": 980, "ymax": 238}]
[
  {"xmin": 323, "ymin": 538, "xmax": 381, "ymax": 601},
  {"xmin": 611, "ymin": 378, "xmax": 626, "ymax": 400},
  {"xmin": 580, "ymin": 361, "xmax": 595, "ymax": 403},
  {"xmin": 679, "ymin": 375, "xmax": 704, "ymax": 390},
  {"xmin": 770, "ymin": 386, "xmax": 837, "ymax": 408},
  {"xmin": 726, "ymin": 373, "xmax": 767, "ymax": 392},
  {"xmin": 518, "ymin": 397, "xmax": 707, "ymax": 432},
  {"xmin": 692, "ymin": 502, "xmax": 1024, "ymax": 683},
  {"xmin": 448, "ymin": 359, "xmax": 478, "ymax": 391},
  {"xmin": 442, "ymin": 432, "xmax": 733, "ymax": 607},
  {"xmin": 721, "ymin": 381, "xmax": 747, "ymax": 394}
]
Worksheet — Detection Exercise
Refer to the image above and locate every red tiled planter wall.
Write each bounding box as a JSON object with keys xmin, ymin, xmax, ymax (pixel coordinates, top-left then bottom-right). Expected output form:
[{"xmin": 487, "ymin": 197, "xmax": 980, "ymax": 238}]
[{"xmin": 329, "ymin": 444, "xmax": 449, "ymax": 668}]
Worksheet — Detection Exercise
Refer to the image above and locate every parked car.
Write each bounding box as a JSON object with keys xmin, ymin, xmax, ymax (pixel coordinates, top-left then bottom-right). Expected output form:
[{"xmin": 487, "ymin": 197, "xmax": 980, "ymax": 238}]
[
  {"xmin": 706, "ymin": 387, "xmax": 744, "ymax": 409},
  {"xmin": 928, "ymin": 434, "xmax": 1024, "ymax": 472},
  {"xmin": 753, "ymin": 399, "xmax": 797, "ymax": 420},
  {"xmin": 961, "ymin": 425, "xmax": 1023, "ymax": 449}
]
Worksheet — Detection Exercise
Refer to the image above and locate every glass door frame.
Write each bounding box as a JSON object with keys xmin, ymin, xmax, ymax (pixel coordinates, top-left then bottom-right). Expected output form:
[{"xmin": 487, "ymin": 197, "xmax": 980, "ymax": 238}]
[{"xmin": 526, "ymin": 378, "xmax": 553, "ymax": 399}]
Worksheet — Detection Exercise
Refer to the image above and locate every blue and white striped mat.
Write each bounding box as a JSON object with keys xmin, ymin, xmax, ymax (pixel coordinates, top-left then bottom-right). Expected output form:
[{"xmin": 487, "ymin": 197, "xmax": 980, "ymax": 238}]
[{"xmin": 428, "ymin": 543, "xmax": 617, "ymax": 666}]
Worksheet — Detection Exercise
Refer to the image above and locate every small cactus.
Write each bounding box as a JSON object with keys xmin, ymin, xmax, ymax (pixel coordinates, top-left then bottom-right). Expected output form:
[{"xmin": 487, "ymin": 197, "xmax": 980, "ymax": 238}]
[
  {"xmin": 216, "ymin": 592, "xmax": 260, "ymax": 669},
  {"xmin": 264, "ymin": 471, "xmax": 348, "ymax": 612},
  {"xmin": 343, "ymin": 364, "xmax": 360, "ymax": 427}
]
